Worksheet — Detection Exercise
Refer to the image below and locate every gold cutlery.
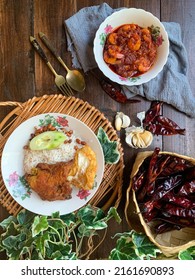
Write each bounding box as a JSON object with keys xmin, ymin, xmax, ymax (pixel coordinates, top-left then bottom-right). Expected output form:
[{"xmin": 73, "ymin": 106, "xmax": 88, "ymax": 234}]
[
  {"xmin": 30, "ymin": 36, "xmax": 73, "ymax": 96},
  {"xmin": 39, "ymin": 32, "xmax": 85, "ymax": 92}
]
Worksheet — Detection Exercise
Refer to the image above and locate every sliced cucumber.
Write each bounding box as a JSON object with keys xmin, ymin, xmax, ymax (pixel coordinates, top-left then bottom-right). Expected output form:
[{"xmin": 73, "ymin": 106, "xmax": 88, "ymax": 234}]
[{"xmin": 29, "ymin": 131, "xmax": 66, "ymax": 150}]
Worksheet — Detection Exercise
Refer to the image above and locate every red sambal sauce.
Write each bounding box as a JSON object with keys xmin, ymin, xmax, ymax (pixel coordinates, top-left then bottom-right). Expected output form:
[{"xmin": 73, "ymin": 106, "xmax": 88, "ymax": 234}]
[{"xmin": 103, "ymin": 24, "xmax": 158, "ymax": 78}]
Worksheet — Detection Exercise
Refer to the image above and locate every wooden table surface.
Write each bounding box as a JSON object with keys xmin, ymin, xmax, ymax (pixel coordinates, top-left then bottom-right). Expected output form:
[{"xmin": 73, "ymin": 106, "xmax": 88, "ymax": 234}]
[{"xmin": 0, "ymin": 0, "xmax": 195, "ymax": 259}]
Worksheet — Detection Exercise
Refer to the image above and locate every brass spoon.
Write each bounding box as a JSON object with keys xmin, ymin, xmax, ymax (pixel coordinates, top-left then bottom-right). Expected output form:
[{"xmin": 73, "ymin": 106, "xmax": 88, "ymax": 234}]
[{"xmin": 39, "ymin": 32, "xmax": 85, "ymax": 92}]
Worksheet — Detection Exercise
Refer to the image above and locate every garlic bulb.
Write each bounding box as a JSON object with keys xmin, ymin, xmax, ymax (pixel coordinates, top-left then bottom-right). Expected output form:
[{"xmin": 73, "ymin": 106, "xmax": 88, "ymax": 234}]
[
  {"xmin": 115, "ymin": 112, "xmax": 131, "ymax": 131},
  {"xmin": 125, "ymin": 126, "xmax": 153, "ymax": 149}
]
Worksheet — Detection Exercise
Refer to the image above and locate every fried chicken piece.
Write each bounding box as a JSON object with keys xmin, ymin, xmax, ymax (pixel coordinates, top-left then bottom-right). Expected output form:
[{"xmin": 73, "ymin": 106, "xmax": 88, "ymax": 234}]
[{"xmin": 25, "ymin": 161, "xmax": 73, "ymax": 201}]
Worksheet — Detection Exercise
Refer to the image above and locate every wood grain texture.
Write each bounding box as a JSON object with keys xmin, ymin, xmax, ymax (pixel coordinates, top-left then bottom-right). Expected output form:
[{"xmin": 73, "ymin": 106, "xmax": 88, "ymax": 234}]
[
  {"xmin": 0, "ymin": 0, "xmax": 194, "ymax": 259},
  {"xmin": 0, "ymin": 0, "xmax": 35, "ymax": 102}
]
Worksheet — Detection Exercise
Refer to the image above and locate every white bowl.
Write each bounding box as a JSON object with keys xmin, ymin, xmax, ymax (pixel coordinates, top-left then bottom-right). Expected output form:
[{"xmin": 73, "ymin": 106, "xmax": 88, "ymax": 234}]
[{"xmin": 93, "ymin": 8, "xmax": 169, "ymax": 86}]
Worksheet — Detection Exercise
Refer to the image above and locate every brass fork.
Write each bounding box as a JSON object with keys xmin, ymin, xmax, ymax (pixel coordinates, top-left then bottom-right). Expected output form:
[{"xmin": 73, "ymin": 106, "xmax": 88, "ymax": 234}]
[{"xmin": 30, "ymin": 36, "xmax": 73, "ymax": 96}]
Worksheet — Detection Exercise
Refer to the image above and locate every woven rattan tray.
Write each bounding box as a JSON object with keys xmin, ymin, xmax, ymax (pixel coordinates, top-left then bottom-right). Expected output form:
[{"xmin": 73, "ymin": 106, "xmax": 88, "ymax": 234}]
[{"xmin": 0, "ymin": 94, "xmax": 124, "ymax": 216}]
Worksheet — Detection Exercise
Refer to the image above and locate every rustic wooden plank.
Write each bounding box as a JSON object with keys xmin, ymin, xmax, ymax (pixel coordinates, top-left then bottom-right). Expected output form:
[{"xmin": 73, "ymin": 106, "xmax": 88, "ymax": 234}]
[
  {"xmin": 0, "ymin": 0, "xmax": 34, "ymax": 102},
  {"xmin": 32, "ymin": 0, "xmax": 68, "ymax": 95}
]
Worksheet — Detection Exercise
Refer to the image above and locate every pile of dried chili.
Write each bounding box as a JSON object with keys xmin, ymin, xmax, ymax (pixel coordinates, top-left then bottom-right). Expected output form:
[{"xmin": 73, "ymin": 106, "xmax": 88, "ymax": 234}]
[
  {"xmin": 143, "ymin": 101, "xmax": 185, "ymax": 136},
  {"xmin": 132, "ymin": 147, "xmax": 195, "ymax": 234}
]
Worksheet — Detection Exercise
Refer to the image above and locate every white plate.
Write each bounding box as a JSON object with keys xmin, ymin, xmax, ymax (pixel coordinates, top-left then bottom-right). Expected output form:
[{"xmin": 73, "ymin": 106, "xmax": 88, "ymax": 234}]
[
  {"xmin": 93, "ymin": 8, "xmax": 169, "ymax": 86},
  {"xmin": 1, "ymin": 113, "xmax": 105, "ymax": 215}
]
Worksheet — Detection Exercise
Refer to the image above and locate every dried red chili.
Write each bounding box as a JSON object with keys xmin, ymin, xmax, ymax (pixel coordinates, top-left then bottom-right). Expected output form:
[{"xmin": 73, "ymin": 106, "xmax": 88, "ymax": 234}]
[
  {"xmin": 132, "ymin": 157, "xmax": 150, "ymax": 192},
  {"xmin": 146, "ymin": 116, "xmax": 185, "ymax": 135},
  {"xmin": 142, "ymin": 208, "xmax": 160, "ymax": 222},
  {"xmin": 178, "ymin": 180, "xmax": 195, "ymax": 196},
  {"xmin": 143, "ymin": 101, "xmax": 185, "ymax": 136},
  {"xmin": 131, "ymin": 147, "xmax": 195, "ymax": 234},
  {"xmin": 137, "ymin": 147, "xmax": 160, "ymax": 201},
  {"xmin": 100, "ymin": 79, "xmax": 140, "ymax": 103},
  {"xmin": 154, "ymin": 219, "xmax": 186, "ymax": 234},
  {"xmin": 155, "ymin": 116, "xmax": 185, "ymax": 135},
  {"xmin": 163, "ymin": 191, "xmax": 195, "ymax": 209},
  {"xmin": 143, "ymin": 101, "xmax": 162, "ymax": 124},
  {"xmin": 141, "ymin": 200, "xmax": 162, "ymax": 215},
  {"xmin": 152, "ymin": 174, "xmax": 183, "ymax": 201},
  {"xmin": 137, "ymin": 149, "xmax": 171, "ymax": 201},
  {"xmin": 159, "ymin": 156, "xmax": 194, "ymax": 178},
  {"xmin": 132, "ymin": 169, "xmax": 147, "ymax": 192},
  {"xmin": 163, "ymin": 203, "xmax": 195, "ymax": 218}
]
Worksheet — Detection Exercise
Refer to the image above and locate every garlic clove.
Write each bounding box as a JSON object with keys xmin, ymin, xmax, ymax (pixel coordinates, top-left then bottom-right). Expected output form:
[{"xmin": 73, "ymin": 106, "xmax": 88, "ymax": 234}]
[
  {"xmin": 115, "ymin": 115, "xmax": 123, "ymax": 131},
  {"xmin": 125, "ymin": 134, "xmax": 134, "ymax": 148},
  {"xmin": 115, "ymin": 112, "xmax": 131, "ymax": 131},
  {"xmin": 142, "ymin": 130, "xmax": 153, "ymax": 147},
  {"xmin": 132, "ymin": 136, "xmax": 139, "ymax": 148},
  {"xmin": 137, "ymin": 136, "xmax": 146, "ymax": 148},
  {"xmin": 121, "ymin": 114, "xmax": 131, "ymax": 128}
]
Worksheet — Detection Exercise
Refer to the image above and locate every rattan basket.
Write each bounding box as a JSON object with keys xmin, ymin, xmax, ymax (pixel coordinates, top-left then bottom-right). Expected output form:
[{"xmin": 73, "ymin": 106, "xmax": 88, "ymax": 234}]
[
  {"xmin": 125, "ymin": 151, "xmax": 195, "ymax": 257},
  {"xmin": 0, "ymin": 94, "xmax": 124, "ymax": 216}
]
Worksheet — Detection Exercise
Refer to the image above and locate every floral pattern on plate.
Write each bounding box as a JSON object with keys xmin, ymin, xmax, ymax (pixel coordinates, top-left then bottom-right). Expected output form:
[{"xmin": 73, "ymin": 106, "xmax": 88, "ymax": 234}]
[
  {"xmin": 7, "ymin": 171, "xmax": 32, "ymax": 200},
  {"xmin": 2, "ymin": 113, "xmax": 103, "ymax": 214}
]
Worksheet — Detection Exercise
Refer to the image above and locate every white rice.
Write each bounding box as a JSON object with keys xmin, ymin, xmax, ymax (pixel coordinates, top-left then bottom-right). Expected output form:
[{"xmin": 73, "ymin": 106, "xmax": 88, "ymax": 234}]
[{"xmin": 23, "ymin": 133, "xmax": 81, "ymax": 174}]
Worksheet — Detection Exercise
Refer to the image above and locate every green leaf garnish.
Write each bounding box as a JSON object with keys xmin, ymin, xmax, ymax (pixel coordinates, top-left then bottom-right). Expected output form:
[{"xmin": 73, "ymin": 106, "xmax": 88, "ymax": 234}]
[{"xmin": 97, "ymin": 127, "xmax": 120, "ymax": 164}]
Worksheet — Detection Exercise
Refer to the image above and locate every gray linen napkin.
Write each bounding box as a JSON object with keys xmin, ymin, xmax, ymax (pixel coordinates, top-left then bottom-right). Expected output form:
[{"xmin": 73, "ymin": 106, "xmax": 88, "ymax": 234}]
[{"xmin": 64, "ymin": 3, "xmax": 195, "ymax": 117}]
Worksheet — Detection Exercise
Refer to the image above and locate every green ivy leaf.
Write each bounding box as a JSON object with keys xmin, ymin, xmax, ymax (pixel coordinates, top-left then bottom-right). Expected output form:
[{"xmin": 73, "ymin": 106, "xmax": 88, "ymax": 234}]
[
  {"xmin": 0, "ymin": 216, "xmax": 17, "ymax": 230},
  {"xmin": 132, "ymin": 231, "xmax": 161, "ymax": 259},
  {"xmin": 178, "ymin": 246, "xmax": 195, "ymax": 260},
  {"xmin": 47, "ymin": 243, "xmax": 76, "ymax": 260},
  {"xmin": 60, "ymin": 212, "xmax": 76, "ymax": 226},
  {"xmin": 35, "ymin": 232, "xmax": 50, "ymax": 258},
  {"xmin": 1, "ymin": 221, "xmax": 19, "ymax": 238},
  {"xmin": 2, "ymin": 235, "xmax": 19, "ymax": 250},
  {"xmin": 109, "ymin": 231, "xmax": 161, "ymax": 260},
  {"xmin": 51, "ymin": 212, "xmax": 60, "ymax": 218},
  {"xmin": 107, "ymin": 207, "xmax": 121, "ymax": 224},
  {"xmin": 97, "ymin": 127, "xmax": 120, "ymax": 164},
  {"xmin": 19, "ymin": 246, "xmax": 32, "ymax": 259},
  {"xmin": 77, "ymin": 205, "xmax": 107, "ymax": 230},
  {"xmin": 2, "ymin": 232, "xmax": 27, "ymax": 259},
  {"xmin": 49, "ymin": 219, "xmax": 66, "ymax": 231},
  {"xmin": 17, "ymin": 209, "xmax": 35, "ymax": 226},
  {"xmin": 77, "ymin": 224, "xmax": 97, "ymax": 238},
  {"xmin": 109, "ymin": 235, "xmax": 141, "ymax": 260},
  {"xmin": 32, "ymin": 216, "xmax": 49, "ymax": 237}
]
